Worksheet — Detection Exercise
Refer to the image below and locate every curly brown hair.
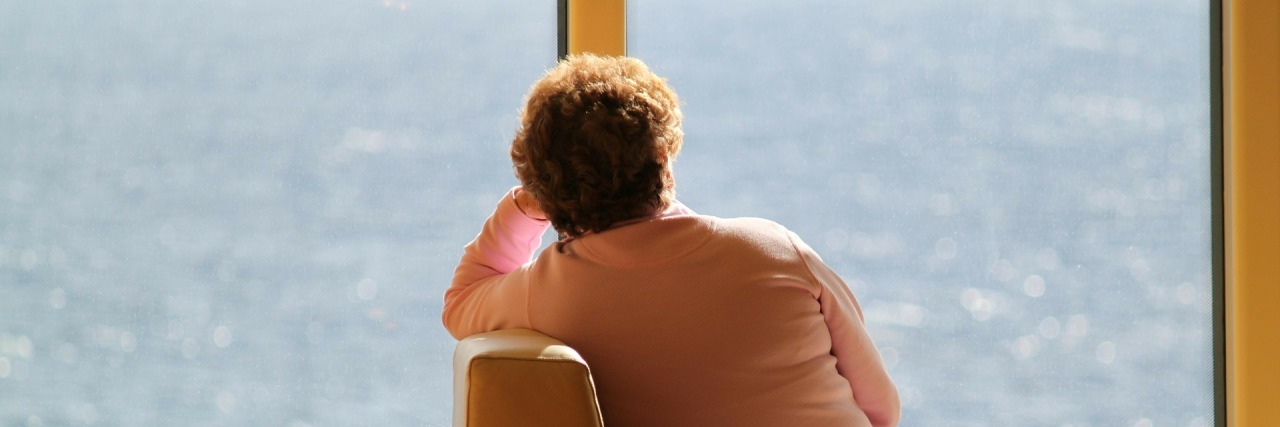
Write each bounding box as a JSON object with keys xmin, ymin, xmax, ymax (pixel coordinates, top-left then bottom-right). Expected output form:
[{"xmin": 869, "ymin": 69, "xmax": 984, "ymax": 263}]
[{"xmin": 510, "ymin": 54, "xmax": 683, "ymax": 238}]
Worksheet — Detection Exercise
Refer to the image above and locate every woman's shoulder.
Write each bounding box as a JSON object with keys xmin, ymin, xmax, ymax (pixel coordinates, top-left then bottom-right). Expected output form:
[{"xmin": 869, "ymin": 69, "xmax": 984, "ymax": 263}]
[
  {"xmin": 708, "ymin": 215, "xmax": 789, "ymax": 234},
  {"xmin": 701, "ymin": 215, "xmax": 808, "ymax": 257}
]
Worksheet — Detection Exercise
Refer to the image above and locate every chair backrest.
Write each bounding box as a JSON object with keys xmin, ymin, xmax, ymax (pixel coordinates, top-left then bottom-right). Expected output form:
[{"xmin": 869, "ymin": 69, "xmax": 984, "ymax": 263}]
[{"xmin": 453, "ymin": 329, "xmax": 605, "ymax": 427}]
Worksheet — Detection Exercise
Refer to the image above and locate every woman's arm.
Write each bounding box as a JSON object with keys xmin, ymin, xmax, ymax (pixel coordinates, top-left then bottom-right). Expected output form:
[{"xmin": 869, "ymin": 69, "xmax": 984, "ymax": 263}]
[
  {"xmin": 788, "ymin": 232, "xmax": 901, "ymax": 427},
  {"xmin": 442, "ymin": 187, "xmax": 551, "ymax": 339}
]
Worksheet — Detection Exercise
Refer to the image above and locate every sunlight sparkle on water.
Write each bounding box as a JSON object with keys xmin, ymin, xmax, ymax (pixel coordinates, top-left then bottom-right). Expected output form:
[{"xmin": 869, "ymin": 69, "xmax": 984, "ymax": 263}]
[
  {"xmin": 1129, "ymin": 259, "xmax": 1151, "ymax": 282},
  {"xmin": 990, "ymin": 259, "xmax": 1016, "ymax": 282},
  {"xmin": 20, "ymin": 249, "xmax": 38, "ymax": 271},
  {"xmin": 54, "ymin": 343, "xmax": 77, "ymax": 364},
  {"xmin": 879, "ymin": 347, "xmax": 899, "ymax": 369},
  {"xmin": 19, "ymin": 336, "xmax": 33, "ymax": 358},
  {"xmin": 934, "ymin": 237, "xmax": 957, "ymax": 260},
  {"xmin": 866, "ymin": 302, "xmax": 925, "ymax": 327},
  {"xmin": 378, "ymin": 1, "xmax": 411, "ymax": 11},
  {"xmin": 898, "ymin": 304, "xmax": 925, "ymax": 327},
  {"xmin": 213, "ymin": 326, "xmax": 233, "ymax": 348},
  {"xmin": 1066, "ymin": 315, "xmax": 1089, "ymax": 338},
  {"xmin": 166, "ymin": 320, "xmax": 183, "ymax": 340},
  {"xmin": 357, "ymin": 278, "xmax": 379, "ymax": 301},
  {"xmin": 120, "ymin": 331, "xmax": 137, "ymax": 353},
  {"xmin": 90, "ymin": 326, "xmax": 126, "ymax": 350},
  {"xmin": 1038, "ymin": 317, "xmax": 1061, "ymax": 339},
  {"xmin": 960, "ymin": 288, "xmax": 995, "ymax": 321},
  {"xmin": 1023, "ymin": 275, "xmax": 1046, "ymax": 298},
  {"xmin": 74, "ymin": 404, "xmax": 98, "ymax": 425},
  {"xmin": 1012, "ymin": 335, "xmax": 1040, "ymax": 359},
  {"xmin": 1, "ymin": 335, "xmax": 35, "ymax": 359},
  {"xmin": 217, "ymin": 391, "xmax": 237, "ymax": 414},
  {"xmin": 1096, "ymin": 341, "xmax": 1117, "ymax": 364},
  {"xmin": 1036, "ymin": 248, "xmax": 1060, "ymax": 270},
  {"xmin": 1176, "ymin": 283, "xmax": 1197, "ymax": 305}
]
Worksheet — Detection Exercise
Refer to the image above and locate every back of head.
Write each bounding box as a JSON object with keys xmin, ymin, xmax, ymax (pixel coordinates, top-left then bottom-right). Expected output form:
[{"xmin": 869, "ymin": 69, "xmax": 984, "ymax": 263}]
[{"xmin": 510, "ymin": 54, "xmax": 683, "ymax": 239}]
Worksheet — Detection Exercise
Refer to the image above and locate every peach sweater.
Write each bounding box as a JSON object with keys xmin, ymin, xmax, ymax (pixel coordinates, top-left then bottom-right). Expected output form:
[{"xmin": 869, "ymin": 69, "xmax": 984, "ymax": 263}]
[{"xmin": 445, "ymin": 189, "xmax": 900, "ymax": 427}]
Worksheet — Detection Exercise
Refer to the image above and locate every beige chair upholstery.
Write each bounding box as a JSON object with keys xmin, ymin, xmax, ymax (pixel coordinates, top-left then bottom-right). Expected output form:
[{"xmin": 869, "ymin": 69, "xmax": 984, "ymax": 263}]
[{"xmin": 453, "ymin": 329, "xmax": 604, "ymax": 427}]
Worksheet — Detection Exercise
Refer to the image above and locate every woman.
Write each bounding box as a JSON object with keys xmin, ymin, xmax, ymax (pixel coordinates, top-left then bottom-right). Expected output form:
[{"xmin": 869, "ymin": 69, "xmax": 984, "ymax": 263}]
[{"xmin": 444, "ymin": 54, "xmax": 900, "ymax": 427}]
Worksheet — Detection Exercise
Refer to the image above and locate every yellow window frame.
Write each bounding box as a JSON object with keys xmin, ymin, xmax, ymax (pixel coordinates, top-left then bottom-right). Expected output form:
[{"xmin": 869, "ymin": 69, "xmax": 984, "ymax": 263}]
[
  {"xmin": 559, "ymin": 0, "xmax": 626, "ymax": 58},
  {"xmin": 1226, "ymin": 0, "xmax": 1280, "ymax": 426}
]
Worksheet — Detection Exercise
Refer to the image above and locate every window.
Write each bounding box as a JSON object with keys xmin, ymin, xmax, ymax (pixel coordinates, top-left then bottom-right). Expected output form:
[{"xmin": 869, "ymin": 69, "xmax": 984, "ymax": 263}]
[
  {"xmin": 631, "ymin": 1, "xmax": 1216, "ymax": 425},
  {"xmin": 0, "ymin": 2, "xmax": 552, "ymax": 425}
]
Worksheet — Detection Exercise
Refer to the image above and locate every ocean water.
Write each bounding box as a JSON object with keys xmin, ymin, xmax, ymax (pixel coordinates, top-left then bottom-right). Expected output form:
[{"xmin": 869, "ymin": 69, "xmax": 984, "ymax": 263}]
[{"xmin": 0, "ymin": 1, "xmax": 1214, "ymax": 426}]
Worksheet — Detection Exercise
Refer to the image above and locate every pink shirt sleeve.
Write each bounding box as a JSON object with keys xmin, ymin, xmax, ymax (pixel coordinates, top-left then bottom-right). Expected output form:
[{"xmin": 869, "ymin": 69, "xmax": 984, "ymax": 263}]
[
  {"xmin": 442, "ymin": 187, "xmax": 551, "ymax": 339},
  {"xmin": 788, "ymin": 231, "xmax": 902, "ymax": 427}
]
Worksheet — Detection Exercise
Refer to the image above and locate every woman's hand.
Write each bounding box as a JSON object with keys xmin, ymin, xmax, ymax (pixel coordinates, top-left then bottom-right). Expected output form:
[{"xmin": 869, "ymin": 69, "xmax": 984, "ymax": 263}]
[{"xmin": 513, "ymin": 188, "xmax": 547, "ymax": 221}]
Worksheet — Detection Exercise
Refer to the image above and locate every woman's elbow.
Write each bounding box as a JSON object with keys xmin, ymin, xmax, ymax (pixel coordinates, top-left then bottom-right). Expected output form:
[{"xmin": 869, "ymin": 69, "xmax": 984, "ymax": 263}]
[
  {"xmin": 440, "ymin": 296, "xmax": 469, "ymax": 340},
  {"xmin": 871, "ymin": 411, "xmax": 900, "ymax": 427},
  {"xmin": 867, "ymin": 388, "xmax": 902, "ymax": 427}
]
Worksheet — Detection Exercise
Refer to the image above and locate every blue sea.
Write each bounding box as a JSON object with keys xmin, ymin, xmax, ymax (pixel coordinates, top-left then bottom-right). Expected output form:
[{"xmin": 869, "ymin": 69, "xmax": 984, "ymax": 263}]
[{"xmin": 0, "ymin": 1, "xmax": 1214, "ymax": 425}]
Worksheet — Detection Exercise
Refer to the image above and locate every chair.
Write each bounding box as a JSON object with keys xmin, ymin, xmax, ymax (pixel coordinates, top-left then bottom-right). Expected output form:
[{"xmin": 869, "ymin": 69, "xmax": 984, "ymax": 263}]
[{"xmin": 453, "ymin": 329, "xmax": 605, "ymax": 427}]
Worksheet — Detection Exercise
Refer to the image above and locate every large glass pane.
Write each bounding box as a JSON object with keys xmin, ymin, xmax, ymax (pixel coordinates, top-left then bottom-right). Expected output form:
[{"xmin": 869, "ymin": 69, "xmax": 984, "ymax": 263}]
[
  {"xmin": 632, "ymin": 1, "xmax": 1214, "ymax": 425},
  {"xmin": 0, "ymin": 2, "xmax": 552, "ymax": 425}
]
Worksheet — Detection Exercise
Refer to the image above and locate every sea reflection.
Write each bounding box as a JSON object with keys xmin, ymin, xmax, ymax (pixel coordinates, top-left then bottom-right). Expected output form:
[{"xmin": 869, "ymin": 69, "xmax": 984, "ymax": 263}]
[
  {"xmin": 1096, "ymin": 341, "xmax": 1117, "ymax": 364},
  {"xmin": 933, "ymin": 237, "xmax": 957, "ymax": 260},
  {"xmin": 216, "ymin": 391, "xmax": 237, "ymax": 414},
  {"xmin": 879, "ymin": 347, "xmax": 900, "ymax": 370},
  {"xmin": 866, "ymin": 301, "xmax": 926, "ymax": 328},
  {"xmin": 960, "ymin": 288, "xmax": 997, "ymax": 322},
  {"xmin": 213, "ymin": 326, "xmax": 234, "ymax": 348},
  {"xmin": 1022, "ymin": 275, "xmax": 1046, "ymax": 298},
  {"xmin": 1011, "ymin": 335, "xmax": 1040, "ymax": 359}
]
